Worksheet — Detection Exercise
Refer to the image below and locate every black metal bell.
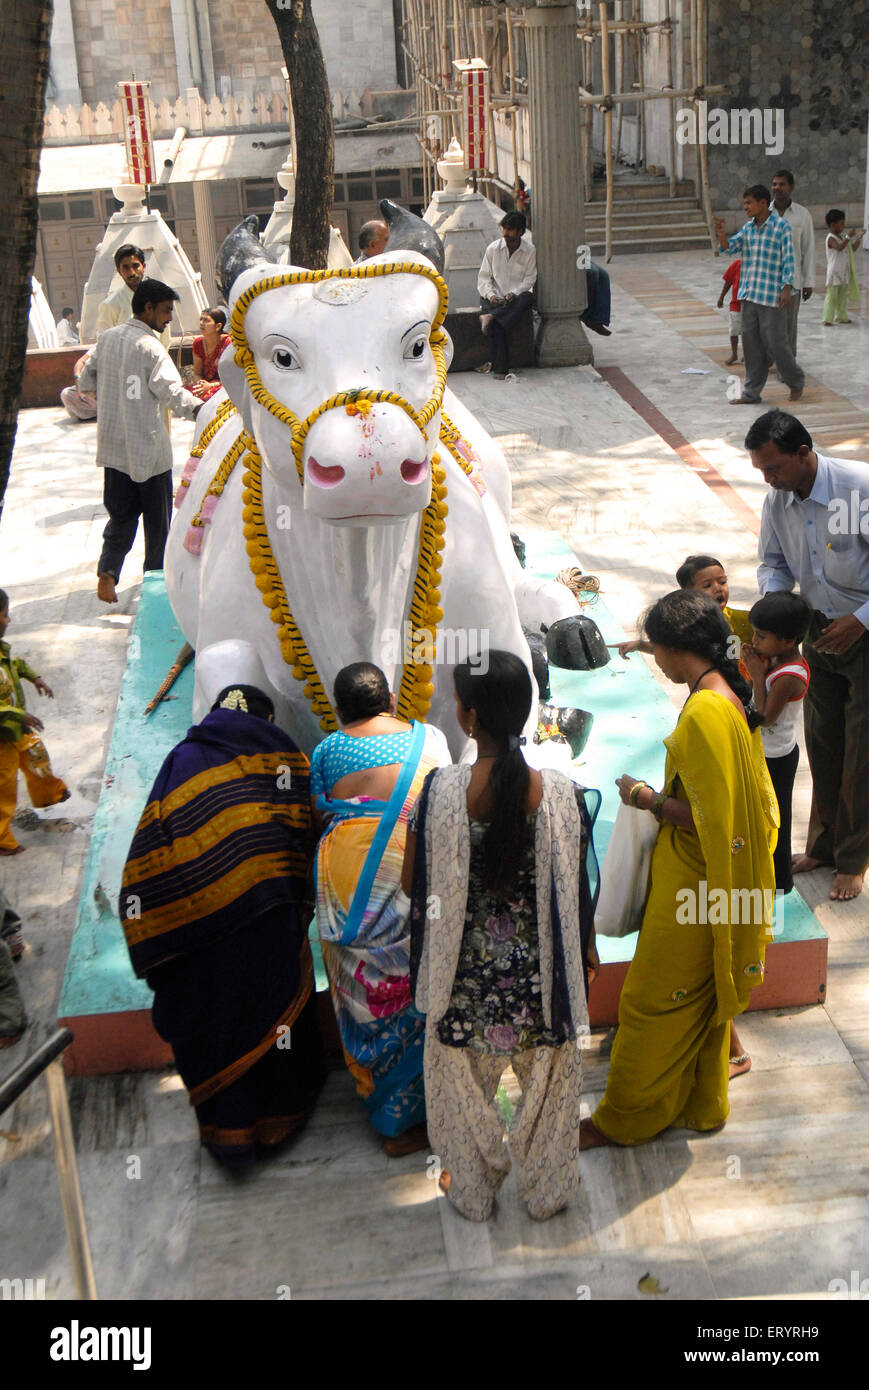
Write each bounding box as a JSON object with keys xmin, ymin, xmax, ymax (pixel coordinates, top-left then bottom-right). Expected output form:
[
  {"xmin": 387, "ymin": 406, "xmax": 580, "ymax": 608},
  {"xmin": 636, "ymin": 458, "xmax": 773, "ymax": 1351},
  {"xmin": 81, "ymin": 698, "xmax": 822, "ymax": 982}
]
[{"xmin": 545, "ymin": 614, "xmax": 611, "ymax": 670}]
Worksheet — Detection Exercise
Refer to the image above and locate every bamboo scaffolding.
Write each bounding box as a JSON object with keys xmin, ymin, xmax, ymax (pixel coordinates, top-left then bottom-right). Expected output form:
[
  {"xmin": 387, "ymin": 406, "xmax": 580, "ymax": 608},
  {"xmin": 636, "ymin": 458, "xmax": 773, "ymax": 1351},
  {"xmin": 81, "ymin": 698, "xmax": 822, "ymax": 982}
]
[
  {"xmin": 665, "ymin": 0, "xmax": 677, "ymax": 196},
  {"xmin": 599, "ymin": 2, "xmax": 613, "ymax": 262},
  {"xmin": 695, "ymin": 0, "xmax": 717, "ymax": 248},
  {"xmin": 614, "ymin": 0, "xmax": 624, "ymax": 166},
  {"xmin": 578, "ymin": 83, "xmax": 726, "ymax": 105}
]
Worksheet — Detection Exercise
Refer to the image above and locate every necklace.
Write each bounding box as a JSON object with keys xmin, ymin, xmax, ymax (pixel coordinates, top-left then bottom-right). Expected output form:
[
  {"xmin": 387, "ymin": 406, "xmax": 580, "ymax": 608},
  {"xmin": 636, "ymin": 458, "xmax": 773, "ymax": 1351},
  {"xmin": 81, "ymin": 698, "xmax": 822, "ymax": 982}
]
[{"xmin": 688, "ymin": 665, "xmax": 717, "ymax": 696}]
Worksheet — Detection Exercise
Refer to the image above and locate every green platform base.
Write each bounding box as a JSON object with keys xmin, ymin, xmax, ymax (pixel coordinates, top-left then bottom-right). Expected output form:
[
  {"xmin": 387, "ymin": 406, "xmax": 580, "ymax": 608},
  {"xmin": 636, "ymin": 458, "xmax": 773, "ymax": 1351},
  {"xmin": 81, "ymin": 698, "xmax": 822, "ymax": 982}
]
[{"xmin": 58, "ymin": 539, "xmax": 827, "ymax": 1075}]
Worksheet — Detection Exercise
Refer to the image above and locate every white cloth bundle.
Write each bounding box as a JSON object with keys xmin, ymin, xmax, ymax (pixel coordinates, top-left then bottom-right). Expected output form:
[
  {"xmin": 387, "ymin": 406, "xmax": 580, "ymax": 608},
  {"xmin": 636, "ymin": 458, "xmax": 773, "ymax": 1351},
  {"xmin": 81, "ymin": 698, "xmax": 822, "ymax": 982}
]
[{"xmin": 594, "ymin": 801, "xmax": 659, "ymax": 938}]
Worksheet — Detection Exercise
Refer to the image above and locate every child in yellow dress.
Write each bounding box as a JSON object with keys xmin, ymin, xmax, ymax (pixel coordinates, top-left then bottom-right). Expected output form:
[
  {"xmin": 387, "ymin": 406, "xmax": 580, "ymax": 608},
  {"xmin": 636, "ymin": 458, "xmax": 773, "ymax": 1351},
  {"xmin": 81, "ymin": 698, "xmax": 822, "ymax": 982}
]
[{"xmin": 0, "ymin": 589, "xmax": 69, "ymax": 854}]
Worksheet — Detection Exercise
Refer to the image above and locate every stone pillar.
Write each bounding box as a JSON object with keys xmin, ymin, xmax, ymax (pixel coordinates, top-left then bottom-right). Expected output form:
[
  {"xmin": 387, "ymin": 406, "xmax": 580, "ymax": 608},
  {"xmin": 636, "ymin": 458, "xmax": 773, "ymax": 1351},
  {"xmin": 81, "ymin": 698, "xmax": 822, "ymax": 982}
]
[
  {"xmin": 525, "ymin": 3, "xmax": 593, "ymax": 366},
  {"xmin": 48, "ymin": 0, "xmax": 82, "ymax": 108},
  {"xmin": 193, "ymin": 181, "xmax": 219, "ymax": 304}
]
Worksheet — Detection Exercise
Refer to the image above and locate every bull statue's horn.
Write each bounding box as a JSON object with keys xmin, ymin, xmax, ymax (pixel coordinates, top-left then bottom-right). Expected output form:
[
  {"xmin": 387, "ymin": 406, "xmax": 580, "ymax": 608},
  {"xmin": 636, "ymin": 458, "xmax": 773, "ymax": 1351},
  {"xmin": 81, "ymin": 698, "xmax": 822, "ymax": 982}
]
[
  {"xmin": 380, "ymin": 199, "xmax": 445, "ymax": 275},
  {"xmin": 216, "ymin": 215, "xmax": 269, "ymax": 300}
]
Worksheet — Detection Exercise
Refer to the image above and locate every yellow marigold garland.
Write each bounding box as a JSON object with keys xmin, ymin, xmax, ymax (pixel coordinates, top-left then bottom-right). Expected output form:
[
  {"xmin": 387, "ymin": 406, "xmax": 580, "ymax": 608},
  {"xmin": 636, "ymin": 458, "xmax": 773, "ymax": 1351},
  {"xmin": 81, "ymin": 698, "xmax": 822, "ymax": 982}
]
[
  {"xmin": 176, "ymin": 398, "xmax": 237, "ymax": 502},
  {"xmin": 190, "ymin": 432, "xmax": 248, "ymax": 529}
]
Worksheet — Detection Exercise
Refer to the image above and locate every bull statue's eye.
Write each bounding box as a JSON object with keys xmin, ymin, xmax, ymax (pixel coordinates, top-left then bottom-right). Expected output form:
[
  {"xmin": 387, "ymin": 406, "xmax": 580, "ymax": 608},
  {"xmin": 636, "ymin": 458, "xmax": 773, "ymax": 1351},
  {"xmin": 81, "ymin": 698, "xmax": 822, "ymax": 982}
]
[
  {"xmin": 271, "ymin": 346, "xmax": 298, "ymax": 370},
  {"xmin": 404, "ymin": 335, "xmax": 428, "ymax": 362}
]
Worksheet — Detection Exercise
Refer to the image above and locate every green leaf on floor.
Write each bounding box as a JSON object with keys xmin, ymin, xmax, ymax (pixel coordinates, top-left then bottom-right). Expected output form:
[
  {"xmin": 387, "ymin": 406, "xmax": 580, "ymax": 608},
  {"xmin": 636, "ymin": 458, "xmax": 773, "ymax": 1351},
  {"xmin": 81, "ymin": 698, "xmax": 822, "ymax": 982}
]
[{"xmin": 638, "ymin": 1271, "xmax": 669, "ymax": 1295}]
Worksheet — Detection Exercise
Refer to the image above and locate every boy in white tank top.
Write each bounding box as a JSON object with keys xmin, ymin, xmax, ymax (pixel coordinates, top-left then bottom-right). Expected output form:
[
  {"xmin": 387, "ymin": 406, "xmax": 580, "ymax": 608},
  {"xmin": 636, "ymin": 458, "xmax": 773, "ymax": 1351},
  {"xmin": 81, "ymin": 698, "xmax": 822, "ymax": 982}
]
[{"xmin": 742, "ymin": 592, "xmax": 812, "ymax": 894}]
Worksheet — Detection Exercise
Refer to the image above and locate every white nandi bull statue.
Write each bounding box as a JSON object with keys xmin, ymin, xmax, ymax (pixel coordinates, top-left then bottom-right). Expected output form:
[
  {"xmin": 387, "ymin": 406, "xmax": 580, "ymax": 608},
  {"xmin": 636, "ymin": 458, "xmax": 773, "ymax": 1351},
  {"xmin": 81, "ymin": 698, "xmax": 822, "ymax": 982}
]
[{"xmin": 165, "ymin": 203, "xmax": 594, "ymax": 759}]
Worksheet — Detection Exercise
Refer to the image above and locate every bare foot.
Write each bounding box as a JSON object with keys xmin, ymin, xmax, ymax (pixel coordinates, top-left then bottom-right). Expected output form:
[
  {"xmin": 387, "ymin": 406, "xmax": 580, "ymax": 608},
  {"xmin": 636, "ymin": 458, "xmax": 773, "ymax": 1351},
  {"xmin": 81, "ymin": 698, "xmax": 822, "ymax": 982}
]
[
  {"xmin": 493, "ymin": 373, "xmax": 507, "ymax": 380},
  {"xmin": 729, "ymin": 1052, "xmax": 752, "ymax": 1079},
  {"xmin": 838, "ymin": 318, "xmax": 853, "ymax": 325},
  {"xmin": 730, "ymin": 397, "xmax": 762, "ymax": 406},
  {"xmin": 788, "ymin": 389, "xmax": 803, "ymax": 401},
  {"xmin": 580, "ymin": 1117, "xmax": 614, "ymax": 1149},
  {"xmin": 724, "ymin": 355, "xmax": 738, "ymax": 364},
  {"xmin": 97, "ymin": 573, "xmax": 118, "ymax": 604},
  {"xmin": 829, "ymin": 872, "xmax": 864, "ymax": 901},
  {"xmin": 383, "ymin": 1122, "xmax": 429, "ymax": 1157},
  {"xmin": 792, "ymin": 853, "xmax": 827, "ymax": 874},
  {"xmin": 0, "ymin": 845, "xmax": 26, "ymax": 856}
]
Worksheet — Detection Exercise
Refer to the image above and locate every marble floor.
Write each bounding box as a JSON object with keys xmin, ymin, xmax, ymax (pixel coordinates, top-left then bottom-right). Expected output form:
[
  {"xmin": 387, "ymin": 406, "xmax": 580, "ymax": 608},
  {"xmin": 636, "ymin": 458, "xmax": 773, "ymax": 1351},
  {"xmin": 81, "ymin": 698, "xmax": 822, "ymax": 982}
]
[{"xmin": 1, "ymin": 245, "xmax": 867, "ymax": 1300}]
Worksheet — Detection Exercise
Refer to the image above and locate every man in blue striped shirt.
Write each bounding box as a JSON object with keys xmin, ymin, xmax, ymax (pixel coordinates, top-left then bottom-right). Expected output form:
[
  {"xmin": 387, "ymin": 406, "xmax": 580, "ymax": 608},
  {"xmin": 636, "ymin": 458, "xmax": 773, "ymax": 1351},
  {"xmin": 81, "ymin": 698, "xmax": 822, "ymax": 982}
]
[{"xmin": 715, "ymin": 184, "xmax": 804, "ymax": 405}]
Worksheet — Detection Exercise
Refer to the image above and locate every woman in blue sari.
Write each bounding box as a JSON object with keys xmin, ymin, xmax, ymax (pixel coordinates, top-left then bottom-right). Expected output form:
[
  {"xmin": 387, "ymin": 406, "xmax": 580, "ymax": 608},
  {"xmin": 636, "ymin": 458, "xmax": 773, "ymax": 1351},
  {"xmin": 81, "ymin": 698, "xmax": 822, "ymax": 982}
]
[{"xmin": 311, "ymin": 663, "xmax": 451, "ymax": 1155}]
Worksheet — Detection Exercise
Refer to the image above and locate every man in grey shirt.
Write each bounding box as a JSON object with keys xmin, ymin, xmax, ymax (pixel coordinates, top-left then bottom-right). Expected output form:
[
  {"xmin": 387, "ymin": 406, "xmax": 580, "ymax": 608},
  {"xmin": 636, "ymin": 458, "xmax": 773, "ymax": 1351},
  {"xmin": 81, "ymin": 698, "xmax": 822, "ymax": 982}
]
[
  {"xmin": 751, "ymin": 409, "xmax": 869, "ymax": 901},
  {"xmin": 79, "ymin": 279, "xmax": 201, "ymax": 605},
  {"xmin": 771, "ymin": 170, "xmax": 815, "ymax": 358}
]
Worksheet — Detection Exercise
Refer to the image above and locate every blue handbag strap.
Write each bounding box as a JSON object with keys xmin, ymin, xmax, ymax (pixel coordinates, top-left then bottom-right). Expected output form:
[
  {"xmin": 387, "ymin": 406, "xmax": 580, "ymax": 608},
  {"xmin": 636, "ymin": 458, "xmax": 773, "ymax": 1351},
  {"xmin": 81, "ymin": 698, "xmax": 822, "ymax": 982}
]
[{"xmin": 341, "ymin": 720, "xmax": 426, "ymax": 945}]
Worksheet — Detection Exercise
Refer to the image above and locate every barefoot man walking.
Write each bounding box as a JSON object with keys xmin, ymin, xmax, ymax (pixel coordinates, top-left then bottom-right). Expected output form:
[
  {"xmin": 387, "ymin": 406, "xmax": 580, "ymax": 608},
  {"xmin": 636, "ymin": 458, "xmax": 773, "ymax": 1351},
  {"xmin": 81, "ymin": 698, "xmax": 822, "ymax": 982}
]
[
  {"xmin": 750, "ymin": 409, "xmax": 869, "ymax": 901},
  {"xmin": 79, "ymin": 279, "xmax": 201, "ymax": 604}
]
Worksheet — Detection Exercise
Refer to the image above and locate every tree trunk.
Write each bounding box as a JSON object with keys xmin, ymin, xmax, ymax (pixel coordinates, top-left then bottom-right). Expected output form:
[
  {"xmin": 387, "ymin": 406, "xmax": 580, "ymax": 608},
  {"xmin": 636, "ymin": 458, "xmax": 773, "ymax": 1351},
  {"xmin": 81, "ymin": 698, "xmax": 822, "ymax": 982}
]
[
  {"xmin": 264, "ymin": 0, "xmax": 334, "ymax": 269},
  {"xmin": 0, "ymin": 1, "xmax": 53, "ymax": 519}
]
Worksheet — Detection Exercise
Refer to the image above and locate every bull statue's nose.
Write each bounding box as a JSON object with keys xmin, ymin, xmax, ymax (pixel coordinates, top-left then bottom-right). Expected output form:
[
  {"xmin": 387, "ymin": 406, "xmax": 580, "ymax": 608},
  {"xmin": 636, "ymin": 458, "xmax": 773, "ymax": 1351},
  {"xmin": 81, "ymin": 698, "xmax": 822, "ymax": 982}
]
[
  {"xmin": 400, "ymin": 459, "xmax": 427, "ymax": 485},
  {"xmin": 307, "ymin": 458, "xmax": 346, "ymax": 488}
]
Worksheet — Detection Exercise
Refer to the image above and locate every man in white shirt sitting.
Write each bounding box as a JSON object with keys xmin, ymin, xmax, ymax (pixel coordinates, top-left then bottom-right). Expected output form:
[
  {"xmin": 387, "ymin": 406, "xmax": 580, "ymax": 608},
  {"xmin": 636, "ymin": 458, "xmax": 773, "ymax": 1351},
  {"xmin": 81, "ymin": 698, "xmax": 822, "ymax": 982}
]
[
  {"xmin": 477, "ymin": 211, "xmax": 537, "ymax": 379},
  {"xmin": 78, "ymin": 278, "xmax": 202, "ymax": 605},
  {"xmin": 771, "ymin": 170, "xmax": 815, "ymax": 357},
  {"xmin": 55, "ymin": 308, "xmax": 79, "ymax": 346}
]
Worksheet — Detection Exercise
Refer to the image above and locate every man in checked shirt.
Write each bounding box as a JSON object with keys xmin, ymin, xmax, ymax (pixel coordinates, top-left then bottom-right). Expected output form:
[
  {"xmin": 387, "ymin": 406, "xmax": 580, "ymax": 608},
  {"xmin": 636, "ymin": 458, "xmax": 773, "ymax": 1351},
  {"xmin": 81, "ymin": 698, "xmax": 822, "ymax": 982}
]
[{"xmin": 714, "ymin": 184, "xmax": 804, "ymax": 406}]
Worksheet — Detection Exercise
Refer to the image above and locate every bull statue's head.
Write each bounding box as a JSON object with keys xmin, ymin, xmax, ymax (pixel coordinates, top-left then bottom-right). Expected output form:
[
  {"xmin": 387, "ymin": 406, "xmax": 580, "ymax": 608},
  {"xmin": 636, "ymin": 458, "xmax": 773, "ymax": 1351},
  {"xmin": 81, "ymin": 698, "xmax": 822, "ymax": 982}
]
[{"xmin": 215, "ymin": 203, "xmax": 452, "ymax": 527}]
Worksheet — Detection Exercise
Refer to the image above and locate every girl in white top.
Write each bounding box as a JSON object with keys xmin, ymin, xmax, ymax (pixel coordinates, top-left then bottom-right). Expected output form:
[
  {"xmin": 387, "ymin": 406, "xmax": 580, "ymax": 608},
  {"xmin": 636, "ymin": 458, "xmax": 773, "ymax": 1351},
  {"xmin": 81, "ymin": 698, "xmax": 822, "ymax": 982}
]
[
  {"xmin": 823, "ymin": 209, "xmax": 865, "ymax": 325},
  {"xmin": 742, "ymin": 593, "xmax": 812, "ymax": 894}
]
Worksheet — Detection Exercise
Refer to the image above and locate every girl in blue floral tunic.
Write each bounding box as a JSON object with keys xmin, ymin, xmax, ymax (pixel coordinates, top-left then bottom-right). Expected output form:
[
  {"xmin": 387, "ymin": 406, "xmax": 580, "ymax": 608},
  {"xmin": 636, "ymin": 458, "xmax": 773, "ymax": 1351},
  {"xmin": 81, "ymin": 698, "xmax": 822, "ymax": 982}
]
[{"xmin": 403, "ymin": 651, "xmax": 600, "ymax": 1222}]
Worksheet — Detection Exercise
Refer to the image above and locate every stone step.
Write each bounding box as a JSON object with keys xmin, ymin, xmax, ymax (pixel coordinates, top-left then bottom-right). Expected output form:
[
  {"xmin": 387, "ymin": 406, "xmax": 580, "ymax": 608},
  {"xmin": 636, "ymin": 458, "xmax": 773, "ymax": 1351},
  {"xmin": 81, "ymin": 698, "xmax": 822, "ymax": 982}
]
[
  {"xmin": 586, "ymin": 232, "xmax": 713, "ymax": 255},
  {"xmin": 587, "ymin": 178, "xmax": 697, "ymax": 201},
  {"xmin": 585, "ymin": 206, "xmax": 707, "ymax": 227},
  {"xmin": 584, "ymin": 195, "xmax": 701, "ymax": 216}
]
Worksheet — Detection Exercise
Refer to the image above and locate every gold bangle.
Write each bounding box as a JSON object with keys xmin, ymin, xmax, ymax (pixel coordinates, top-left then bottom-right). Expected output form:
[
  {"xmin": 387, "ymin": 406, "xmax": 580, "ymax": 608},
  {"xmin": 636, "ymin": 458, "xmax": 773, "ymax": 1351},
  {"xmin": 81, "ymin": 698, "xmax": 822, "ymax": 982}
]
[{"xmin": 629, "ymin": 781, "xmax": 650, "ymax": 807}]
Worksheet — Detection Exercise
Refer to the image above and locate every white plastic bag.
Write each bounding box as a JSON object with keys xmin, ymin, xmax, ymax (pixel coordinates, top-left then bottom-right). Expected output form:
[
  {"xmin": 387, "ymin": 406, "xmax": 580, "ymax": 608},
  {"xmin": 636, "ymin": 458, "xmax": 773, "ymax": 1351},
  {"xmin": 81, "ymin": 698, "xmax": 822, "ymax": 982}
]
[{"xmin": 594, "ymin": 801, "xmax": 660, "ymax": 937}]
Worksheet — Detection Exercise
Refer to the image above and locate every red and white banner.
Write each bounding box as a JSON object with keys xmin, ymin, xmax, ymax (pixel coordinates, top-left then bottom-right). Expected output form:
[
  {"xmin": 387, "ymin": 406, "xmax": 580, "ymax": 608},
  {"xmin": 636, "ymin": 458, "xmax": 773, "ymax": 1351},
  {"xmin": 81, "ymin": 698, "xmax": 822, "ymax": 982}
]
[
  {"xmin": 118, "ymin": 80, "xmax": 156, "ymax": 185},
  {"xmin": 454, "ymin": 60, "xmax": 489, "ymax": 172}
]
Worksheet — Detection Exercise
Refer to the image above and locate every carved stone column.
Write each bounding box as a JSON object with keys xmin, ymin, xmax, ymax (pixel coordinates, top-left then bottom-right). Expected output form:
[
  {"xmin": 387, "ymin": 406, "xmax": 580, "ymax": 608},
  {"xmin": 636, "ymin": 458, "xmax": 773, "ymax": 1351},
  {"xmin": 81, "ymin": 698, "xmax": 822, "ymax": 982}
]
[{"xmin": 525, "ymin": 3, "xmax": 593, "ymax": 366}]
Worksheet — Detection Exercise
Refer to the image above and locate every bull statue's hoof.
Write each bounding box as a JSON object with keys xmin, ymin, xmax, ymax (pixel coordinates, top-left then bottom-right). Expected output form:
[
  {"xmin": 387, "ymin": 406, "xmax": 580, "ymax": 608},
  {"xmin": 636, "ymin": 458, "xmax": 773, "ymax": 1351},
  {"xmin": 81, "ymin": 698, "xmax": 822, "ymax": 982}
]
[
  {"xmin": 536, "ymin": 703, "xmax": 594, "ymax": 759},
  {"xmin": 522, "ymin": 627, "xmax": 550, "ymax": 700},
  {"xmin": 545, "ymin": 614, "xmax": 610, "ymax": 670}
]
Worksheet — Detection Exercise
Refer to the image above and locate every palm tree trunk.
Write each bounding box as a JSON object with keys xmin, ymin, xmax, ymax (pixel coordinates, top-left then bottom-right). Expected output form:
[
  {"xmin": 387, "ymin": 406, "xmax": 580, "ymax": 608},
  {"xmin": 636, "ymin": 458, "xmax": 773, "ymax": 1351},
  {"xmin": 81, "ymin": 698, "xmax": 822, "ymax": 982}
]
[
  {"xmin": 264, "ymin": 0, "xmax": 334, "ymax": 270},
  {"xmin": 0, "ymin": 1, "xmax": 53, "ymax": 519}
]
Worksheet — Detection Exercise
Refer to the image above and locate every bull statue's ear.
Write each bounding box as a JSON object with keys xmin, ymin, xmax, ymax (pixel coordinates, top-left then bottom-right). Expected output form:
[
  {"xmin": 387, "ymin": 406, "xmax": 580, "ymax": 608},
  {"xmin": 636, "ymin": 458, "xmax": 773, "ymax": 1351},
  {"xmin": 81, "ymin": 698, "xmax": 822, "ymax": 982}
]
[
  {"xmin": 217, "ymin": 350, "xmax": 255, "ymax": 436},
  {"xmin": 216, "ymin": 216, "xmax": 268, "ymax": 300},
  {"xmin": 380, "ymin": 199, "xmax": 445, "ymax": 275},
  {"xmin": 440, "ymin": 327, "xmax": 454, "ymax": 370}
]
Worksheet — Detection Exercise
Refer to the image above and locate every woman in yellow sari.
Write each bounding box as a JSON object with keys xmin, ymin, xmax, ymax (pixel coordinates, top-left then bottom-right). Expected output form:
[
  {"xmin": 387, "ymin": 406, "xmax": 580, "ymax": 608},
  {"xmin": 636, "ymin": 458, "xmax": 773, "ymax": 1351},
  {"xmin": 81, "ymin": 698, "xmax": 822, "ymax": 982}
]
[{"xmin": 582, "ymin": 590, "xmax": 778, "ymax": 1148}]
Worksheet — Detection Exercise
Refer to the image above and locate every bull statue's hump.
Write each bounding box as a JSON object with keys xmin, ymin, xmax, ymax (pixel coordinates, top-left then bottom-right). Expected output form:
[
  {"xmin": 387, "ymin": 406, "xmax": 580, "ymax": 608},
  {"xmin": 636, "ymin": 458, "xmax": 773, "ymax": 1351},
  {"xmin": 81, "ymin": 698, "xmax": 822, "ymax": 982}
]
[
  {"xmin": 216, "ymin": 214, "xmax": 270, "ymax": 301},
  {"xmin": 380, "ymin": 199, "xmax": 445, "ymax": 275}
]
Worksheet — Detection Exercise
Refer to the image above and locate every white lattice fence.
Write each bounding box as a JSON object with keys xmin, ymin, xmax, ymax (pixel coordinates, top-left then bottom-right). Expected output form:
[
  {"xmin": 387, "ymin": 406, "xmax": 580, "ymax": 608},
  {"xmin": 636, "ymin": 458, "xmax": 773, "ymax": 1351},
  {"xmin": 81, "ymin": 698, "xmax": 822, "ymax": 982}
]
[{"xmin": 44, "ymin": 90, "xmax": 290, "ymax": 144}]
